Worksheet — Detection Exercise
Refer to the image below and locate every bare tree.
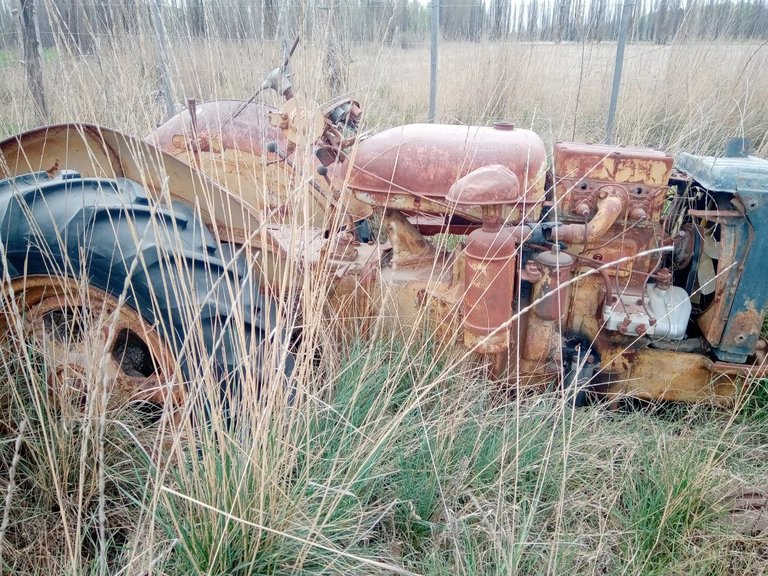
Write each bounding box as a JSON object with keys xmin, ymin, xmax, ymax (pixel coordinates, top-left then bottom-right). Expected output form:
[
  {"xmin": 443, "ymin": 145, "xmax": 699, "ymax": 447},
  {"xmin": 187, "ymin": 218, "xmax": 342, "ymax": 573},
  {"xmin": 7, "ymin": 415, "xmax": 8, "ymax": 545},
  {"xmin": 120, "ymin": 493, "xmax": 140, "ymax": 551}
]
[
  {"xmin": 189, "ymin": 0, "xmax": 205, "ymax": 37},
  {"xmin": 324, "ymin": 3, "xmax": 348, "ymax": 97},
  {"xmin": 16, "ymin": 0, "xmax": 47, "ymax": 123}
]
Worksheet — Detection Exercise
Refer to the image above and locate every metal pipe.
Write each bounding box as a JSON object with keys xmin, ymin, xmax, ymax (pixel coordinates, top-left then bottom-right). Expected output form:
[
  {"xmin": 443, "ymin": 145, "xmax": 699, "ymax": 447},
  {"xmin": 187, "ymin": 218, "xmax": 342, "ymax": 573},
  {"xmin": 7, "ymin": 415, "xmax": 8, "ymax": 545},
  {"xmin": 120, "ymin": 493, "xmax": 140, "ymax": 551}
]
[
  {"xmin": 605, "ymin": 0, "xmax": 635, "ymax": 144},
  {"xmin": 429, "ymin": 0, "xmax": 439, "ymax": 122},
  {"xmin": 555, "ymin": 195, "xmax": 624, "ymax": 244},
  {"xmin": 569, "ymin": 256, "xmax": 614, "ymax": 311}
]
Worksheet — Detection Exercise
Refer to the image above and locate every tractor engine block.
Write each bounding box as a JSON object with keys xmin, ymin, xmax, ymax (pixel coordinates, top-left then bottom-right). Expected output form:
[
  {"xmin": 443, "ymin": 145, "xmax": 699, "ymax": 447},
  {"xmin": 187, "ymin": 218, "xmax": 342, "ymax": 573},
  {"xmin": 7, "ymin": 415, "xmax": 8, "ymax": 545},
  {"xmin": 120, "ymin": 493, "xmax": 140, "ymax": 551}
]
[{"xmin": 326, "ymin": 124, "xmax": 768, "ymax": 403}]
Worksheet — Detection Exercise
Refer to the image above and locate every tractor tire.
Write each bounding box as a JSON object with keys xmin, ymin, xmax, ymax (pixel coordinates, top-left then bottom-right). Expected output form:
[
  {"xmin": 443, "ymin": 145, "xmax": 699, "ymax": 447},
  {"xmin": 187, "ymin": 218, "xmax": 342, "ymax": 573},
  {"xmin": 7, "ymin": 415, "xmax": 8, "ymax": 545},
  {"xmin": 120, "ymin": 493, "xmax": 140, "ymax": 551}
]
[{"xmin": 0, "ymin": 170, "xmax": 284, "ymax": 416}]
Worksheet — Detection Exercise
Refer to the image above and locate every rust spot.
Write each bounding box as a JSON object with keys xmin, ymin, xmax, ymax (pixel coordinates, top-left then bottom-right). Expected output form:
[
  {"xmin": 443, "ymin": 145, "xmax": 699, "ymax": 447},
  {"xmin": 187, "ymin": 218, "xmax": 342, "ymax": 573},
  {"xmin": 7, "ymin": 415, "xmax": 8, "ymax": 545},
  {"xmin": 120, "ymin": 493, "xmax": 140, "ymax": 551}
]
[
  {"xmin": 723, "ymin": 299, "xmax": 763, "ymax": 349},
  {"xmin": 46, "ymin": 160, "xmax": 59, "ymax": 177}
]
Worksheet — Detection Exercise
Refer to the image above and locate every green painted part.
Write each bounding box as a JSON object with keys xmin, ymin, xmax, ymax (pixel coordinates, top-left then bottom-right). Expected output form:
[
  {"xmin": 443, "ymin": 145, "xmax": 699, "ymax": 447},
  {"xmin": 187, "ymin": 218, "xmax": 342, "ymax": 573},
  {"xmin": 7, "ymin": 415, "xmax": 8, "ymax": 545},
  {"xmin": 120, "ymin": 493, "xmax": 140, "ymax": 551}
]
[
  {"xmin": 675, "ymin": 140, "xmax": 768, "ymax": 362},
  {"xmin": 675, "ymin": 140, "xmax": 768, "ymax": 194}
]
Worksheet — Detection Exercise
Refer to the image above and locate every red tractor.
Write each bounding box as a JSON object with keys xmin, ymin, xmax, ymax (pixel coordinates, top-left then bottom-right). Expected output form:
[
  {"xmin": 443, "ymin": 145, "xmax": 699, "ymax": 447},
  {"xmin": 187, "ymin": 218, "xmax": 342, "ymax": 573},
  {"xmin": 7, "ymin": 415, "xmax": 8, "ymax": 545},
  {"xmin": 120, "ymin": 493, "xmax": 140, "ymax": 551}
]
[{"xmin": 1, "ymin": 49, "xmax": 766, "ymax": 415}]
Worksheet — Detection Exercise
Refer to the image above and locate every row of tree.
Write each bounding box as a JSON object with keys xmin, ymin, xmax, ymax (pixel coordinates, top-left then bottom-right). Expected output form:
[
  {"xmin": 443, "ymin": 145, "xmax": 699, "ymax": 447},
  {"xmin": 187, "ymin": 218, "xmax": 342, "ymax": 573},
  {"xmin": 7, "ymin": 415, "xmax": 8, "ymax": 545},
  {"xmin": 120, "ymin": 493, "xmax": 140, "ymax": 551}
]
[{"xmin": 1, "ymin": 0, "xmax": 768, "ymax": 53}]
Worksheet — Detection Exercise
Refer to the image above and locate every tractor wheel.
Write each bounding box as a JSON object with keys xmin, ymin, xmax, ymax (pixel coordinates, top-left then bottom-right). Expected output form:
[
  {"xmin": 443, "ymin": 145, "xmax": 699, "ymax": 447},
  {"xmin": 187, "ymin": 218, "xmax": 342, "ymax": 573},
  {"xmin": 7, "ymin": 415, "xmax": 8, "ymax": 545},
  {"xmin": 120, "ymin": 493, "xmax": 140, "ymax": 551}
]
[
  {"xmin": 0, "ymin": 170, "xmax": 280, "ymax": 421},
  {"xmin": 11, "ymin": 277, "xmax": 180, "ymax": 416}
]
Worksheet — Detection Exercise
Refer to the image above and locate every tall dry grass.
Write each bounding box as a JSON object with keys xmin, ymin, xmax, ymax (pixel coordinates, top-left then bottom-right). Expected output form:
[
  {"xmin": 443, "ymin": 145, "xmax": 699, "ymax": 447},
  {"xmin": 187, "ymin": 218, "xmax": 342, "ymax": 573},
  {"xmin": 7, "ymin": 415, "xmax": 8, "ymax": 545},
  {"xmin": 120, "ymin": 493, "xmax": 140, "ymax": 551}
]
[
  {"xmin": 1, "ymin": 39, "xmax": 767, "ymax": 155},
  {"xmin": 0, "ymin": 34, "xmax": 768, "ymax": 575}
]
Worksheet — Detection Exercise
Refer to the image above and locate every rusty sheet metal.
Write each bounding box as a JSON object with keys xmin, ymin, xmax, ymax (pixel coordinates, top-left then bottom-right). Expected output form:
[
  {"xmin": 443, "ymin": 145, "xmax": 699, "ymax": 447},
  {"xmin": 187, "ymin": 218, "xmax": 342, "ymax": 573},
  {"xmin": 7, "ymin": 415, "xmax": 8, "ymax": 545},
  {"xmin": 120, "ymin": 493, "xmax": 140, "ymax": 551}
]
[
  {"xmin": 148, "ymin": 100, "xmax": 283, "ymax": 159},
  {"xmin": 605, "ymin": 348, "xmax": 739, "ymax": 403},
  {"xmin": 445, "ymin": 164, "xmax": 521, "ymax": 207},
  {"xmin": 148, "ymin": 100, "xmax": 372, "ymax": 227},
  {"xmin": 707, "ymin": 189, "xmax": 768, "ymax": 363},
  {"xmin": 553, "ymin": 142, "xmax": 672, "ymax": 224},
  {"xmin": 720, "ymin": 299, "xmax": 764, "ymax": 351},
  {"xmin": 333, "ymin": 123, "xmax": 547, "ymax": 222},
  {"xmin": 461, "ymin": 227, "xmax": 517, "ymax": 353},
  {"xmin": 696, "ymin": 218, "xmax": 744, "ymax": 348},
  {"xmin": 0, "ymin": 123, "xmax": 259, "ymax": 240}
]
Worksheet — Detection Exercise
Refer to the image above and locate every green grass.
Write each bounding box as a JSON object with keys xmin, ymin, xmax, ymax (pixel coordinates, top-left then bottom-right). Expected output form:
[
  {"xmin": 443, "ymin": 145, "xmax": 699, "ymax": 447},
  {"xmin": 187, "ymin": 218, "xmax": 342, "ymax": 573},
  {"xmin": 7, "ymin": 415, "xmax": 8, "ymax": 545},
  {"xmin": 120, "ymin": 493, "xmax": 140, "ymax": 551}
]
[{"xmin": 4, "ymin": 334, "xmax": 767, "ymax": 574}]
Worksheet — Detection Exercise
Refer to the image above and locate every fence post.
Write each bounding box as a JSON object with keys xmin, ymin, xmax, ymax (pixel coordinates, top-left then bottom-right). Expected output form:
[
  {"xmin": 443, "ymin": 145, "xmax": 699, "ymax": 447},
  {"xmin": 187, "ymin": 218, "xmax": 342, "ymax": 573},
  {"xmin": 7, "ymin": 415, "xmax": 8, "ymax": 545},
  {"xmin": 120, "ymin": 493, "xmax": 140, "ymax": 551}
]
[
  {"xmin": 428, "ymin": 0, "xmax": 439, "ymax": 122},
  {"xmin": 605, "ymin": 0, "xmax": 635, "ymax": 144}
]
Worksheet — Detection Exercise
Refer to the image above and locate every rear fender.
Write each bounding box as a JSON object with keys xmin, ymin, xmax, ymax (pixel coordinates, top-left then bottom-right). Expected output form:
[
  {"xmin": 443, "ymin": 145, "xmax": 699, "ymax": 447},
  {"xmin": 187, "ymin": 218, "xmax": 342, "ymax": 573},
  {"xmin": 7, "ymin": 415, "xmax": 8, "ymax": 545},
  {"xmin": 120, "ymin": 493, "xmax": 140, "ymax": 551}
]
[{"xmin": 0, "ymin": 123, "xmax": 259, "ymax": 242}]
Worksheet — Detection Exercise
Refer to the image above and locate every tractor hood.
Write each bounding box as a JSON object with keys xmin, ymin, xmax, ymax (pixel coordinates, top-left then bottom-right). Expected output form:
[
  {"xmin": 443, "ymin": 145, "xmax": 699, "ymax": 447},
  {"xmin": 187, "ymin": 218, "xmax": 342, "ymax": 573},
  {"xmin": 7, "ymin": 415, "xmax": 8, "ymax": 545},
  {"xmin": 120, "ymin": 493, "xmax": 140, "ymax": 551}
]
[
  {"xmin": 333, "ymin": 123, "xmax": 548, "ymax": 223},
  {"xmin": 675, "ymin": 139, "xmax": 768, "ymax": 193}
]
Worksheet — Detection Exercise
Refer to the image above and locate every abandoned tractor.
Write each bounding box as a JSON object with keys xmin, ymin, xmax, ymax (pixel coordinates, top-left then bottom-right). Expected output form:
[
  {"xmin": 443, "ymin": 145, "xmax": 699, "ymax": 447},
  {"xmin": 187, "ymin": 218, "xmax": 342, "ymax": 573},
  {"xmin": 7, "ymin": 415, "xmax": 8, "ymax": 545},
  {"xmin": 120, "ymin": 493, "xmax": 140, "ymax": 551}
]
[{"xmin": 1, "ymin": 54, "xmax": 767, "ymax": 413}]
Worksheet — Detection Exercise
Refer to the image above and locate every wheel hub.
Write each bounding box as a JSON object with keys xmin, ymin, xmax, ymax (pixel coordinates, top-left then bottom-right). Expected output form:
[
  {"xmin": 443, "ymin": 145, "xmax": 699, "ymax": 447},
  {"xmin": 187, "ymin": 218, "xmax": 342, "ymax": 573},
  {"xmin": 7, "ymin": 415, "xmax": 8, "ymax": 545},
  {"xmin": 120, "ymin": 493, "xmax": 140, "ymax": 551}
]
[{"xmin": 9, "ymin": 278, "xmax": 182, "ymax": 420}]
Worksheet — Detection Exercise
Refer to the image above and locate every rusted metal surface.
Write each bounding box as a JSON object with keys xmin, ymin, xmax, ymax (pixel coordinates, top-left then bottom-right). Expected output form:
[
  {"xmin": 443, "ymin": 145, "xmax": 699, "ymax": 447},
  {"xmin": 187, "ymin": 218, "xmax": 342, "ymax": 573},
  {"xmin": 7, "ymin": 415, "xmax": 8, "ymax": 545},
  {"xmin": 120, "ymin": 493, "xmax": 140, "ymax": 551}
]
[
  {"xmin": 148, "ymin": 100, "xmax": 372, "ymax": 229},
  {"xmin": 547, "ymin": 142, "xmax": 674, "ymax": 364},
  {"xmin": 447, "ymin": 166, "xmax": 521, "ymax": 354},
  {"xmin": 461, "ymin": 226, "xmax": 517, "ymax": 353},
  {"xmin": 6, "ymin": 112, "xmax": 766, "ymax": 406},
  {"xmin": 325, "ymin": 260, "xmax": 378, "ymax": 341},
  {"xmin": 553, "ymin": 142, "xmax": 672, "ymax": 224},
  {"xmin": 708, "ymin": 358, "xmax": 768, "ymax": 377},
  {"xmin": 0, "ymin": 123, "xmax": 259, "ymax": 239},
  {"xmin": 426, "ymin": 287, "xmax": 463, "ymax": 348},
  {"xmin": 720, "ymin": 299, "xmax": 764, "ymax": 351},
  {"xmin": 384, "ymin": 210, "xmax": 439, "ymax": 269},
  {"xmin": 3, "ymin": 277, "xmax": 181, "ymax": 412},
  {"xmin": 605, "ymin": 348, "xmax": 738, "ymax": 403},
  {"xmin": 696, "ymin": 218, "xmax": 743, "ymax": 347},
  {"xmin": 445, "ymin": 164, "xmax": 521, "ymax": 207},
  {"xmin": 519, "ymin": 316, "xmax": 557, "ymax": 373},
  {"xmin": 334, "ymin": 123, "xmax": 547, "ymax": 223},
  {"xmin": 149, "ymin": 100, "xmax": 283, "ymax": 159},
  {"xmin": 688, "ymin": 209, "xmax": 744, "ymax": 218},
  {"xmin": 531, "ymin": 249, "xmax": 574, "ymax": 322},
  {"xmin": 553, "ymin": 141, "xmax": 673, "ymax": 186},
  {"xmin": 518, "ymin": 249, "xmax": 573, "ymax": 378},
  {"xmin": 556, "ymin": 193, "xmax": 624, "ymax": 244}
]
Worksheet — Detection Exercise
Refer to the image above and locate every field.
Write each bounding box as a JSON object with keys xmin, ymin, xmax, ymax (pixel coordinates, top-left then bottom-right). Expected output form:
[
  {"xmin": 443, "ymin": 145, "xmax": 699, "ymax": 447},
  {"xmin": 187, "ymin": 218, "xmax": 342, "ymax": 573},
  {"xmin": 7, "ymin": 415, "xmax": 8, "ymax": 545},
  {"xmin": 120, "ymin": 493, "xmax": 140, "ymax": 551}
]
[
  {"xmin": 2, "ymin": 39, "xmax": 767, "ymax": 154},
  {"xmin": 1, "ymin": 38, "xmax": 768, "ymax": 575}
]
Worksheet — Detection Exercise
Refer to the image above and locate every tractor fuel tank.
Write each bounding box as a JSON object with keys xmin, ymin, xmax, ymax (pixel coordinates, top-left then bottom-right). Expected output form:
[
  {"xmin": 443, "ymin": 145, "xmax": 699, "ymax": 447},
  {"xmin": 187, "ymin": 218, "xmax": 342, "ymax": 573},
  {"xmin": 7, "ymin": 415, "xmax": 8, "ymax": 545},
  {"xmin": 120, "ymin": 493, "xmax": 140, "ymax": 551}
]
[{"xmin": 332, "ymin": 123, "xmax": 547, "ymax": 223}]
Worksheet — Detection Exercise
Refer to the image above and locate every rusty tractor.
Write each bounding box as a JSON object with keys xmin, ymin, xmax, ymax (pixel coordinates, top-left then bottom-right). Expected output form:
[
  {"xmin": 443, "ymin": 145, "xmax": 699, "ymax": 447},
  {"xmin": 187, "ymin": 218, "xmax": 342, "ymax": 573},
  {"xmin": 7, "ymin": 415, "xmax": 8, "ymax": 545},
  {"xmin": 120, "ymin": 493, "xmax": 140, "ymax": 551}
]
[{"xmin": 1, "ymin": 45, "xmax": 767, "ymax": 414}]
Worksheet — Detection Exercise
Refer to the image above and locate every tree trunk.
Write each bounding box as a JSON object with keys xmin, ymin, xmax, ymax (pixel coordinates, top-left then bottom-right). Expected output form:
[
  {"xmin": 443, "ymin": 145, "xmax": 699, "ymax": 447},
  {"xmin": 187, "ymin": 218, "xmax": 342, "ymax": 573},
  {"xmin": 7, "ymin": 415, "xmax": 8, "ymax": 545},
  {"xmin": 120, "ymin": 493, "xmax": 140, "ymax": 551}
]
[{"xmin": 17, "ymin": 0, "xmax": 47, "ymax": 123}]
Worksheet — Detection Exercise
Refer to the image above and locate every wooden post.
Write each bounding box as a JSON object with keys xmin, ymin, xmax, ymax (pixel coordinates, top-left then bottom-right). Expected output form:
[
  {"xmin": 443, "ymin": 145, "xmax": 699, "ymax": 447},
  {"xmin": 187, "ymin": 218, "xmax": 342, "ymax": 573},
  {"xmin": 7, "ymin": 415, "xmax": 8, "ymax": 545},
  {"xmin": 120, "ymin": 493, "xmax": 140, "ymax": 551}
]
[{"xmin": 17, "ymin": 0, "xmax": 48, "ymax": 124}]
